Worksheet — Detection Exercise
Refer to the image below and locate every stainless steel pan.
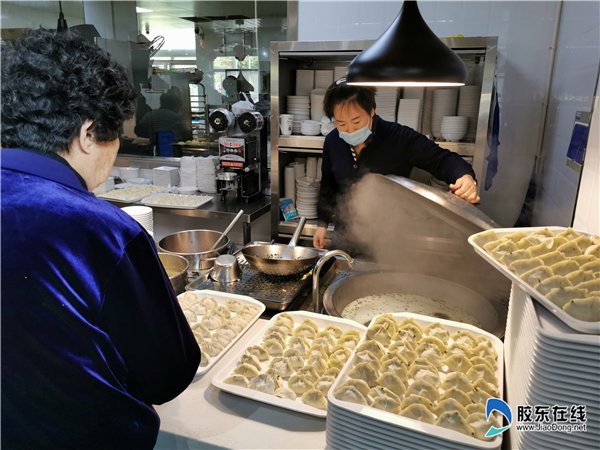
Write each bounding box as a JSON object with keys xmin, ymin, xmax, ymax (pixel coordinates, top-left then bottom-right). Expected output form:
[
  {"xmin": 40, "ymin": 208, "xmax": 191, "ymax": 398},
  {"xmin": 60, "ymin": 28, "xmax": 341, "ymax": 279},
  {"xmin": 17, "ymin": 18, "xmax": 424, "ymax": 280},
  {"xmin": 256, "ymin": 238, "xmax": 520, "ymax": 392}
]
[{"xmin": 242, "ymin": 217, "xmax": 319, "ymax": 276}]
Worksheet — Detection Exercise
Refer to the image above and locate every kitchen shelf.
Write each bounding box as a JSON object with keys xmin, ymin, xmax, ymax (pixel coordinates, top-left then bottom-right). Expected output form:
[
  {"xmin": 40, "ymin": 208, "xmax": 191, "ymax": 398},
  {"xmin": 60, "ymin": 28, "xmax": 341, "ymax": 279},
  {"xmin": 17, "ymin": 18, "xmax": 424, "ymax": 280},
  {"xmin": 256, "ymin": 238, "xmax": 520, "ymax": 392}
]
[
  {"xmin": 278, "ymin": 135, "xmax": 325, "ymax": 149},
  {"xmin": 434, "ymin": 141, "xmax": 476, "ymax": 157}
]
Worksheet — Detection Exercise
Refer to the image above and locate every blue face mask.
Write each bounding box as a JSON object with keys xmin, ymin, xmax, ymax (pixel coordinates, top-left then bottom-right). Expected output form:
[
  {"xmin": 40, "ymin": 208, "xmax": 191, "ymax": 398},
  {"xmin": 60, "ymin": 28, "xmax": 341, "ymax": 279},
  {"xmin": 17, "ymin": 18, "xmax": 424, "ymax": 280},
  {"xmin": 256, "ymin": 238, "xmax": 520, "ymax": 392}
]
[{"xmin": 339, "ymin": 122, "xmax": 372, "ymax": 147}]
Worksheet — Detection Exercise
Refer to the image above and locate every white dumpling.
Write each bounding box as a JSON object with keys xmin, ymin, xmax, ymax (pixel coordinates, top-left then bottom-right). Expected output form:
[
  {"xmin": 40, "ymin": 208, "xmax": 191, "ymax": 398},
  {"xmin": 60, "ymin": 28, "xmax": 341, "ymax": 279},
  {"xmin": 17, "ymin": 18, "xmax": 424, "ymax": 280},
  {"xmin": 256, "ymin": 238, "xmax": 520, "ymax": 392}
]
[
  {"xmin": 521, "ymin": 266, "xmax": 554, "ymax": 287},
  {"xmin": 354, "ymin": 350, "xmax": 381, "ymax": 369},
  {"xmin": 314, "ymin": 375, "xmax": 336, "ymax": 395},
  {"xmin": 371, "ymin": 313, "xmax": 399, "ymax": 332},
  {"xmin": 355, "ymin": 340, "xmax": 385, "ymax": 359},
  {"xmin": 399, "ymin": 394, "xmax": 435, "ymax": 412},
  {"xmin": 269, "ymin": 357, "xmax": 294, "ymax": 378},
  {"xmin": 274, "ymin": 386, "xmax": 297, "ymax": 400},
  {"xmin": 469, "ymin": 356, "xmax": 495, "ymax": 373},
  {"xmin": 314, "ymin": 331, "xmax": 336, "ymax": 347},
  {"xmin": 443, "ymin": 354, "xmax": 473, "ymax": 373},
  {"xmin": 399, "ymin": 403, "xmax": 436, "ymax": 424},
  {"xmin": 423, "ymin": 322, "xmax": 449, "ymax": 341},
  {"xmin": 471, "ymin": 343, "xmax": 497, "ymax": 361},
  {"xmin": 273, "ymin": 312, "xmax": 295, "ymax": 329},
  {"xmin": 296, "ymin": 366, "xmax": 319, "ymax": 384},
  {"xmin": 245, "ymin": 345, "xmax": 269, "ymax": 362},
  {"xmin": 199, "ymin": 351, "xmax": 210, "ymax": 367},
  {"xmin": 348, "ymin": 362, "xmax": 379, "ymax": 387},
  {"xmin": 337, "ymin": 333, "xmax": 360, "ymax": 349},
  {"xmin": 466, "ymin": 404, "xmax": 486, "ymax": 416},
  {"xmin": 324, "ymin": 325, "xmax": 344, "ymax": 339},
  {"xmin": 238, "ymin": 353, "xmax": 262, "ymax": 370},
  {"xmin": 212, "ymin": 333, "xmax": 232, "ymax": 349},
  {"xmin": 216, "ymin": 304, "xmax": 232, "ymax": 319},
  {"xmin": 301, "ymin": 388, "xmax": 327, "ymax": 410},
  {"xmin": 282, "ymin": 348, "xmax": 305, "ymax": 370},
  {"xmin": 468, "ymin": 412, "xmax": 497, "ymax": 440},
  {"xmin": 199, "ymin": 295, "xmax": 218, "ymax": 309},
  {"xmin": 202, "ymin": 339, "xmax": 224, "ymax": 357},
  {"xmin": 418, "ymin": 336, "xmax": 447, "ymax": 353},
  {"xmin": 380, "ymin": 351, "xmax": 409, "ymax": 367},
  {"xmin": 440, "ymin": 387, "xmax": 471, "ymax": 406},
  {"xmin": 233, "ymin": 363, "xmax": 260, "ymax": 380},
  {"xmin": 466, "ymin": 364, "xmax": 497, "ymax": 385},
  {"xmin": 509, "ymin": 257, "xmax": 544, "ymax": 275},
  {"xmin": 263, "ymin": 339, "xmax": 284, "ymax": 357},
  {"xmin": 263, "ymin": 331, "xmax": 286, "ymax": 347},
  {"xmin": 441, "ymin": 372, "xmax": 474, "ymax": 394},
  {"xmin": 329, "ymin": 347, "xmax": 351, "ymax": 364},
  {"xmin": 387, "ymin": 345, "xmax": 418, "ymax": 364},
  {"xmin": 434, "ymin": 398, "xmax": 469, "ymax": 419},
  {"xmin": 368, "ymin": 386, "xmax": 401, "ymax": 403},
  {"xmin": 563, "ymin": 297, "xmax": 600, "ymax": 322},
  {"xmin": 224, "ymin": 299, "xmax": 242, "ymax": 312},
  {"xmin": 376, "ymin": 372, "xmax": 406, "ymax": 396},
  {"xmin": 473, "ymin": 379, "xmax": 500, "ymax": 398},
  {"xmin": 333, "ymin": 385, "xmax": 367, "ymax": 405},
  {"xmin": 370, "ymin": 394, "xmax": 401, "ymax": 413},
  {"xmin": 366, "ymin": 322, "xmax": 395, "ymax": 346},
  {"xmin": 380, "ymin": 356, "xmax": 409, "ymax": 380},
  {"xmin": 287, "ymin": 336, "xmax": 309, "ymax": 356},
  {"xmin": 201, "ymin": 315, "xmax": 222, "ymax": 331},
  {"xmin": 449, "ymin": 331, "xmax": 477, "ymax": 348},
  {"xmin": 249, "ymin": 373, "xmax": 280, "ymax": 394},
  {"xmin": 305, "ymin": 355, "xmax": 329, "ymax": 375},
  {"xmin": 219, "ymin": 327, "xmax": 238, "ymax": 343},
  {"xmin": 341, "ymin": 379, "xmax": 370, "ymax": 398},
  {"xmin": 405, "ymin": 380, "xmax": 439, "ymax": 402},
  {"xmin": 294, "ymin": 323, "xmax": 317, "ymax": 339},
  {"xmin": 224, "ymin": 374, "xmax": 249, "ymax": 388},
  {"xmin": 192, "ymin": 321, "xmax": 212, "ymax": 338},
  {"xmin": 287, "ymin": 374, "xmax": 314, "ymax": 395},
  {"xmin": 179, "ymin": 291, "xmax": 200, "ymax": 309},
  {"xmin": 409, "ymin": 366, "xmax": 440, "ymax": 387},
  {"xmin": 396, "ymin": 323, "xmax": 423, "ymax": 340},
  {"xmin": 183, "ymin": 309, "xmax": 196, "ymax": 323},
  {"xmin": 435, "ymin": 411, "xmax": 476, "ymax": 437}
]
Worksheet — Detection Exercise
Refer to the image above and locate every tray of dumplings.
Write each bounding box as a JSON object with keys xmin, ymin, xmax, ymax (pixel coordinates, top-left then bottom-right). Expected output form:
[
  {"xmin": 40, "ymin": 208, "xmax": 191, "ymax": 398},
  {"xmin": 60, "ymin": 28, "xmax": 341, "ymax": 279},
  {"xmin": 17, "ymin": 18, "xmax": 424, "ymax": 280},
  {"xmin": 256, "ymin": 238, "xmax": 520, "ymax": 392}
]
[
  {"xmin": 468, "ymin": 227, "xmax": 600, "ymax": 334},
  {"xmin": 177, "ymin": 290, "xmax": 265, "ymax": 376},
  {"xmin": 96, "ymin": 184, "xmax": 165, "ymax": 202},
  {"xmin": 328, "ymin": 313, "xmax": 504, "ymax": 450},
  {"xmin": 211, "ymin": 311, "xmax": 367, "ymax": 418}
]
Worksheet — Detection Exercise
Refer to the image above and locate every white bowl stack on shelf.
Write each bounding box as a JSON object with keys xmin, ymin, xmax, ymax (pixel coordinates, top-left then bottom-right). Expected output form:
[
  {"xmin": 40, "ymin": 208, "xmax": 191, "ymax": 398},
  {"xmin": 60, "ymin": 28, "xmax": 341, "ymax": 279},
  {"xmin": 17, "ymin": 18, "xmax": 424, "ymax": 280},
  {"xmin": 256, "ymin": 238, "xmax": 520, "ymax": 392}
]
[
  {"xmin": 440, "ymin": 116, "xmax": 469, "ymax": 142},
  {"xmin": 314, "ymin": 70, "xmax": 334, "ymax": 89},
  {"xmin": 300, "ymin": 120, "xmax": 321, "ymax": 136},
  {"xmin": 375, "ymin": 88, "xmax": 398, "ymax": 122},
  {"xmin": 397, "ymin": 99, "xmax": 422, "ymax": 131},
  {"xmin": 505, "ymin": 285, "xmax": 600, "ymax": 450},
  {"xmin": 431, "ymin": 88, "xmax": 459, "ymax": 140},
  {"xmin": 458, "ymin": 85, "xmax": 481, "ymax": 141},
  {"xmin": 121, "ymin": 205, "xmax": 153, "ymax": 235},
  {"xmin": 310, "ymin": 88, "xmax": 326, "ymax": 121},
  {"xmin": 286, "ymin": 95, "xmax": 310, "ymax": 135},
  {"xmin": 295, "ymin": 175, "xmax": 320, "ymax": 219}
]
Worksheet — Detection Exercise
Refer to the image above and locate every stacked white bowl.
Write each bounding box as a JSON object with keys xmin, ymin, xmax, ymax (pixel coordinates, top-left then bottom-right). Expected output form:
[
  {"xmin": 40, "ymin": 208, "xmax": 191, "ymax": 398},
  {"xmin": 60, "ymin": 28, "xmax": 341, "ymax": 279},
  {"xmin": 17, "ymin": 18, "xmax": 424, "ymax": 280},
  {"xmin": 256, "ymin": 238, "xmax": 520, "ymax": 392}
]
[
  {"xmin": 310, "ymin": 88, "xmax": 326, "ymax": 121},
  {"xmin": 295, "ymin": 176, "xmax": 320, "ymax": 219},
  {"xmin": 300, "ymin": 120, "xmax": 321, "ymax": 136},
  {"xmin": 440, "ymin": 115, "xmax": 468, "ymax": 141},
  {"xmin": 121, "ymin": 205, "xmax": 153, "ymax": 234},
  {"xmin": 287, "ymin": 95, "xmax": 310, "ymax": 134},
  {"xmin": 431, "ymin": 88, "xmax": 459, "ymax": 139},
  {"xmin": 458, "ymin": 85, "xmax": 481, "ymax": 141}
]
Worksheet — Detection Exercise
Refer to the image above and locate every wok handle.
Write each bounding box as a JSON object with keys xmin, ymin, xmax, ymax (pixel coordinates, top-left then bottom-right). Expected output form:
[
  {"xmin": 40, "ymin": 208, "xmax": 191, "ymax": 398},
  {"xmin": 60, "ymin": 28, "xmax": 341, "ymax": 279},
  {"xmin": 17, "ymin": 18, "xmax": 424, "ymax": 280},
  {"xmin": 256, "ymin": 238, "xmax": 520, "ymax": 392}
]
[{"xmin": 288, "ymin": 216, "xmax": 307, "ymax": 247}]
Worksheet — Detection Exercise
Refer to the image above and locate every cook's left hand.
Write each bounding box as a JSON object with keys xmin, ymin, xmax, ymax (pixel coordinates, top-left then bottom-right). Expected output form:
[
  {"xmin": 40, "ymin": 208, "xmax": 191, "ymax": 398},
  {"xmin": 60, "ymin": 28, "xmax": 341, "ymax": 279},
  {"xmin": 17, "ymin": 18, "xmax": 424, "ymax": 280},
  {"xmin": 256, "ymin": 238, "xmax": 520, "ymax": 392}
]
[{"xmin": 449, "ymin": 174, "xmax": 480, "ymax": 204}]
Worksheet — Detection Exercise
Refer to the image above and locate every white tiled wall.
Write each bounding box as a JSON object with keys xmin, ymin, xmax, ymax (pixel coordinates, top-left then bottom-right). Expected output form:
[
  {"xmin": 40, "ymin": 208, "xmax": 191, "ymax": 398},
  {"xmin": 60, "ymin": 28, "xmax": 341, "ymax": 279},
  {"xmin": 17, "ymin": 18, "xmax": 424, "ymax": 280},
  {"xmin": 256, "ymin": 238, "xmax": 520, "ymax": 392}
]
[{"xmin": 298, "ymin": 1, "xmax": 599, "ymax": 227}]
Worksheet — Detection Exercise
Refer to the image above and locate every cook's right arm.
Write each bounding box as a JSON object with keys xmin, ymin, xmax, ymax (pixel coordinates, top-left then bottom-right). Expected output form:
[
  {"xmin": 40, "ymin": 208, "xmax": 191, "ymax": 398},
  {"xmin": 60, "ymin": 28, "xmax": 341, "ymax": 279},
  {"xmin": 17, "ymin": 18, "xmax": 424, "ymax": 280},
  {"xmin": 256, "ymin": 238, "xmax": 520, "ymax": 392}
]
[{"xmin": 100, "ymin": 232, "xmax": 200, "ymax": 405}]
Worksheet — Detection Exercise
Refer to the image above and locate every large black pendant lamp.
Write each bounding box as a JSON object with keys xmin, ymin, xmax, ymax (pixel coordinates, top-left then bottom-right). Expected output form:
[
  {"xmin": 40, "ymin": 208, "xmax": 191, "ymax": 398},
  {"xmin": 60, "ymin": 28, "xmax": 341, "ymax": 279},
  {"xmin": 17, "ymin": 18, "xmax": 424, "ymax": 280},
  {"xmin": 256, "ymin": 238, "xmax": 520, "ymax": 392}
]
[{"xmin": 346, "ymin": 0, "xmax": 467, "ymax": 87}]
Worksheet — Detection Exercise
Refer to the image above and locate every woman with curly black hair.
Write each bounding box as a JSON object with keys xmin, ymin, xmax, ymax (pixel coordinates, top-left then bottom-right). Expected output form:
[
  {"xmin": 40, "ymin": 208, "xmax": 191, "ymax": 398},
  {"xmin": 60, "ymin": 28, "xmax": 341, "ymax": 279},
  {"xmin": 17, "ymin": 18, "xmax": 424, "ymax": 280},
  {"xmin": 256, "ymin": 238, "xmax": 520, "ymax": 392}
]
[{"xmin": 1, "ymin": 29, "xmax": 200, "ymax": 449}]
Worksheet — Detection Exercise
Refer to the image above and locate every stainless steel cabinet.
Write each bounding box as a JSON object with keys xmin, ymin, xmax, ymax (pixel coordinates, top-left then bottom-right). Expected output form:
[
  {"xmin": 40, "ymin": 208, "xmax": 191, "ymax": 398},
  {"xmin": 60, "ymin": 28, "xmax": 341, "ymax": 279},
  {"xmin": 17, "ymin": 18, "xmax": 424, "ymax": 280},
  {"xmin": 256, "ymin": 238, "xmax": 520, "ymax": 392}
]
[{"xmin": 270, "ymin": 37, "xmax": 498, "ymax": 240}]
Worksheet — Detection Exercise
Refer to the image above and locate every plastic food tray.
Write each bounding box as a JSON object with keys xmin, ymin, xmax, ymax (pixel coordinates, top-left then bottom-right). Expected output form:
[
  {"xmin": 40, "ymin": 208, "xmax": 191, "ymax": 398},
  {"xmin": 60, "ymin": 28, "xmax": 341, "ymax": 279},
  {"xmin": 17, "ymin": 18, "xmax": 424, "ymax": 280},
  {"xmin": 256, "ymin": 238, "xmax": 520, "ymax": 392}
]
[
  {"xmin": 177, "ymin": 289, "xmax": 265, "ymax": 376},
  {"xmin": 327, "ymin": 312, "xmax": 504, "ymax": 450},
  {"xmin": 141, "ymin": 192, "xmax": 213, "ymax": 209},
  {"xmin": 212, "ymin": 311, "xmax": 367, "ymax": 418},
  {"xmin": 97, "ymin": 185, "xmax": 165, "ymax": 202},
  {"xmin": 468, "ymin": 226, "xmax": 599, "ymax": 334}
]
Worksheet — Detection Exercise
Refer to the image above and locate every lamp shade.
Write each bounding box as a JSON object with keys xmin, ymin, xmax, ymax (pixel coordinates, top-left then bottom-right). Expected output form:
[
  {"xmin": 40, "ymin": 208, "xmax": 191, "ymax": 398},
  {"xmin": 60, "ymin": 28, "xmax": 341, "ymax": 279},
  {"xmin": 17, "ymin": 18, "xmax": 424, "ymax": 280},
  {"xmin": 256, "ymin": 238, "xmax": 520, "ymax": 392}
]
[{"xmin": 346, "ymin": 1, "xmax": 467, "ymax": 87}]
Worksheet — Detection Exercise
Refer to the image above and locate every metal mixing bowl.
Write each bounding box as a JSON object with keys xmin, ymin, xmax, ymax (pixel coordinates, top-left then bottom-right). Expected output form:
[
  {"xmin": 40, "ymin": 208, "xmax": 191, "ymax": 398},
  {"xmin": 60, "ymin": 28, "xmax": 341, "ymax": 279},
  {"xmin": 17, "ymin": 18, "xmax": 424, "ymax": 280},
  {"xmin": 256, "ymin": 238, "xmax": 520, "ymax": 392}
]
[
  {"xmin": 158, "ymin": 229, "xmax": 230, "ymax": 272},
  {"xmin": 158, "ymin": 252, "xmax": 189, "ymax": 295}
]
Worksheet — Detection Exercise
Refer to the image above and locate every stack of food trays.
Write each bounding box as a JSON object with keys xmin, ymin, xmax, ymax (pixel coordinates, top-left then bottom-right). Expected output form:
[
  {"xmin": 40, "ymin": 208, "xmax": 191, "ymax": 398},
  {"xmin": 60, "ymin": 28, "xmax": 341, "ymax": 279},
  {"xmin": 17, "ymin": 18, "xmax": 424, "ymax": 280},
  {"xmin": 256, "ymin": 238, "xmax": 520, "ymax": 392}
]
[
  {"xmin": 177, "ymin": 290, "xmax": 265, "ymax": 375},
  {"xmin": 327, "ymin": 312, "xmax": 504, "ymax": 450},
  {"xmin": 468, "ymin": 227, "xmax": 600, "ymax": 334},
  {"xmin": 211, "ymin": 311, "xmax": 367, "ymax": 417},
  {"xmin": 141, "ymin": 192, "xmax": 213, "ymax": 209},
  {"xmin": 505, "ymin": 286, "xmax": 599, "ymax": 450}
]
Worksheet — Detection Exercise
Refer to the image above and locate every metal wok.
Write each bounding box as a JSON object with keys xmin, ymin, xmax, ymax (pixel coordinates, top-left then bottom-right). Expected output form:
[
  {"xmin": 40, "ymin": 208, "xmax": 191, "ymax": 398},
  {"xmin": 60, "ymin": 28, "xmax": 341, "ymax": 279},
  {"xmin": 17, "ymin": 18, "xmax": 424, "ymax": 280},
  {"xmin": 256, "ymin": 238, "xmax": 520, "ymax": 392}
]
[{"xmin": 242, "ymin": 217, "xmax": 319, "ymax": 276}]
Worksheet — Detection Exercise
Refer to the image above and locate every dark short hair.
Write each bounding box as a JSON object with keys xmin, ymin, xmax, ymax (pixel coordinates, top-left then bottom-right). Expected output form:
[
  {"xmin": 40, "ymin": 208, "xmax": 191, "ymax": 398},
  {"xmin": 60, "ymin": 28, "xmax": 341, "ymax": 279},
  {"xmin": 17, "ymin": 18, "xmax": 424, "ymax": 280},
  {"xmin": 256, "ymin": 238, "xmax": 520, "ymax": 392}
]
[
  {"xmin": 1, "ymin": 28, "xmax": 136, "ymax": 154},
  {"xmin": 322, "ymin": 78, "xmax": 377, "ymax": 119}
]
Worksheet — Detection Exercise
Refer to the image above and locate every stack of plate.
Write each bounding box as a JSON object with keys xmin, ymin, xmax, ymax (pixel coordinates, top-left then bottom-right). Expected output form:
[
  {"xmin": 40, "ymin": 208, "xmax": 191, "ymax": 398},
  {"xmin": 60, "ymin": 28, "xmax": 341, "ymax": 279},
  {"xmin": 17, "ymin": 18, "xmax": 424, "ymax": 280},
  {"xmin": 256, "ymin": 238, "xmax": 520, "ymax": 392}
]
[
  {"xmin": 287, "ymin": 95, "xmax": 310, "ymax": 134},
  {"xmin": 121, "ymin": 205, "xmax": 153, "ymax": 234},
  {"xmin": 375, "ymin": 88, "xmax": 398, "ymax": 122},
  {"xmin": 295, "ymin": 70, "xmax": 314, "ymax": 95},
  {"xmin": 458, "ymin": 85, "xmax": 481, "ymax": 141},
  {"xmin": 440, "ymin": 115, "xmax": 468, "ymax": 142},
  {"xmin": 295, "ymin": 176, "xmax": 320, "ymax": 219},
  {"xmin": 300, "ymin": 120, "xmax": 321, "ymax": 136},
  {"xmin": 314, "ymin": 70, "xmax": 334, "ymax": 89},
  {"xmin": 505, "ymin": 286, "xmax": 600, "ymax": 450},
  {"xmin": 431, "ymin": 88, "xmax": 459, "ymax": 139},
  {"xmin": 310, "ymin": 89, "xmax": 326, "ymax": 121},
  {"xmin": 397, "ymin": 98, "xmax": 422, "ymax": 131}
]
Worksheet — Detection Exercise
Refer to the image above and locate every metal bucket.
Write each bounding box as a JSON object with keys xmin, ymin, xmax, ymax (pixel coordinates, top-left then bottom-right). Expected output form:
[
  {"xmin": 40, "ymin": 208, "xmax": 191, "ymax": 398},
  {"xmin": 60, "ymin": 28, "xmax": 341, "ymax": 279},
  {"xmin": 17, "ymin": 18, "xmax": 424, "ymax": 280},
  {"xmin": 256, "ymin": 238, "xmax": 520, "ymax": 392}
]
[
  {"xmin": 323, "ymin": 271, "xmax": 507, "ymax": 337},
  {"xmin": 158, "ymin": 229, "xmax": 230, "ymax": 272},
  {"xmin": 158, "ymin": 252, "xmax": 189, "ymax": 295}
]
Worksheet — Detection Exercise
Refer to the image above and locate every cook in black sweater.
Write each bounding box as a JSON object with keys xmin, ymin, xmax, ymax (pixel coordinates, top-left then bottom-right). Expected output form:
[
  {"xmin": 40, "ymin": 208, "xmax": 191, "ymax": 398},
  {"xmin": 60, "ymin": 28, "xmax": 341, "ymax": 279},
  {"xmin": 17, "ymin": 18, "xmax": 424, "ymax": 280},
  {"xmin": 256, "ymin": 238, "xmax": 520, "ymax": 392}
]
[{"xmin": 313, "ymin": 79, "xmax": 479, "ymax": 250}]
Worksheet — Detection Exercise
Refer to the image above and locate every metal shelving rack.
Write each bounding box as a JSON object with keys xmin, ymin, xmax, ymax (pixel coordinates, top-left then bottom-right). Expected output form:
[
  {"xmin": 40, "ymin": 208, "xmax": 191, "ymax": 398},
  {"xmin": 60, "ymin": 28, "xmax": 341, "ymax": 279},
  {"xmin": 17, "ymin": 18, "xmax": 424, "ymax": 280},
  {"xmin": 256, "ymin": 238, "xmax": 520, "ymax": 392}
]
[{"xmin": 270, "ymin": 37, "xmax": 498, "ymax": 241}]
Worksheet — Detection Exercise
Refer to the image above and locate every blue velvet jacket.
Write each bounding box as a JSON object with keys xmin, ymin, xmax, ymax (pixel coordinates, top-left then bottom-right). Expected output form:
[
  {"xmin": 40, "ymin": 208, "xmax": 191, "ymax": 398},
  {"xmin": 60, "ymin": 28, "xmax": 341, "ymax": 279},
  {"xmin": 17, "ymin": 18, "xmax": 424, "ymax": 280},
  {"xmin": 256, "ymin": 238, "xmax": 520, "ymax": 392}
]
[
  {"xmin": 1, "ymin": 148, "xmax": 200, "ymax": 449},
  {"xmin": 317, "ymin": 115, "xmax": 476, "ymax": 227}
]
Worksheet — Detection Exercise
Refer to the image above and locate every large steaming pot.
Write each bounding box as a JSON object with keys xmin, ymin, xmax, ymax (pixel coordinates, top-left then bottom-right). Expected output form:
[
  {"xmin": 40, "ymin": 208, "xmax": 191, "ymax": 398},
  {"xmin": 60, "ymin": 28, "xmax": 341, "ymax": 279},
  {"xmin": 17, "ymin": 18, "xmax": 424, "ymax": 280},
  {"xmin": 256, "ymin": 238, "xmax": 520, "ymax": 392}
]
[
  {"xmin": 158, "ymin": 229, "xmax": 230, "ymax": 272},
  {"xmin": 321, "ymin": 174, "xmax": 511, "ymax": 337}
]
